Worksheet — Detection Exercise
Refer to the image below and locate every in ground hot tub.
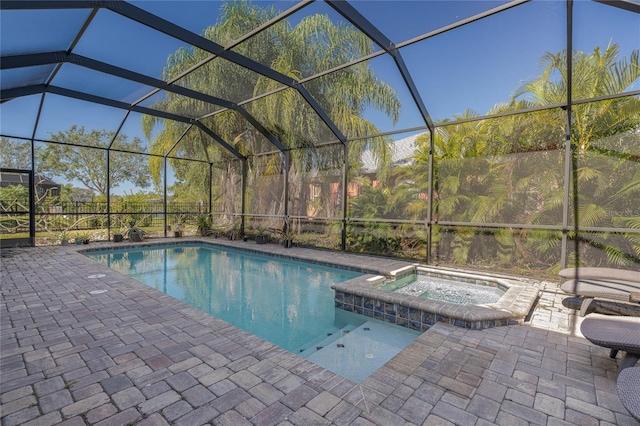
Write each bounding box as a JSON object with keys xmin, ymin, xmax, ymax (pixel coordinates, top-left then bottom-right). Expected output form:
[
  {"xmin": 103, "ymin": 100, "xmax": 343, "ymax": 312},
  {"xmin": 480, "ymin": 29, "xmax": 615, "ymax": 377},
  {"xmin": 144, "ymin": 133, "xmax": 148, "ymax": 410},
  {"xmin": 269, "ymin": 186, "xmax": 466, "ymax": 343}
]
[
  {"xmin": 376, "ymin": 271, "xmax": 506, "ymax": 305},
  {"xmin": 332, "ymin": 266, "xmax": 539, "ymax": 331}
]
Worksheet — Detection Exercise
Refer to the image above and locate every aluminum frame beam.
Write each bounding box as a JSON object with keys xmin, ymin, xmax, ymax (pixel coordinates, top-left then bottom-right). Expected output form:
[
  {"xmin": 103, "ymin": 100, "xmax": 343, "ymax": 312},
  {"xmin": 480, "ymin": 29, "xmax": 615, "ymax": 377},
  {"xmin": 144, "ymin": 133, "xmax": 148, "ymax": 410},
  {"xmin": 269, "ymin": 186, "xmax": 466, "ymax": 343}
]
[
  {"xmin": 326, "ymin": 0, "xmax": 435, "ymax": 131},
  {"xmin": 0, "ymin": 84, "xmax": 190, "ymax": 122},
  {"xmin": 2, "ymin": 52, "xmax": 288, "ymax": 152},
  {"xmin": 104, "ymin": 0, "xmax": 347, "ymax": 146},
  {"xmin": 2, "ymin": 52, "xmax": 235, "ymax": 108},
  {"xmin": 194, "ymin": 122, "xmax": 245, "ymax": 160},
  {"xmin": 1, "ymin": 84, "xmax": 246, "ymax": 160},
  {"xmin": 593, "ymin": 0, "xmax": 640, "ymax": 13},
  {"xmin": 1, "ymin": 0, "xmax": 347, "ymax": 147}
]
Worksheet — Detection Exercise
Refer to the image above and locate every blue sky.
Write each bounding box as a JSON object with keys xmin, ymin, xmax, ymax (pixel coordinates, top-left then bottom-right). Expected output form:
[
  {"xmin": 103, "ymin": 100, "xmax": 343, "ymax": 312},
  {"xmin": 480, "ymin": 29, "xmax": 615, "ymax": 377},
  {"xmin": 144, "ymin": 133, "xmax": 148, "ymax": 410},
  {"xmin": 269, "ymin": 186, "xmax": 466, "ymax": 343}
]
[{"xmin": 1, "ymin": 0, "xmax": 638, "ymax": 194}]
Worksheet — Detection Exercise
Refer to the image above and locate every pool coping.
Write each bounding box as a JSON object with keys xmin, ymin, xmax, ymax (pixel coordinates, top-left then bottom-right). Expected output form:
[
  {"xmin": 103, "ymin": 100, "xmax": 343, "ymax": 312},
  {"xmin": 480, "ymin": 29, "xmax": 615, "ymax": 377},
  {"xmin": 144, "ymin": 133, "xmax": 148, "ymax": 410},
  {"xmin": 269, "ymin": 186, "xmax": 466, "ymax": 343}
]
[
  {"xmin": 77, "ymin": 238, "xmax": 540, "ymax": 331},
  {"xmin": 76, "ymin": 238, "xmax": 410, "ymax": 277}
]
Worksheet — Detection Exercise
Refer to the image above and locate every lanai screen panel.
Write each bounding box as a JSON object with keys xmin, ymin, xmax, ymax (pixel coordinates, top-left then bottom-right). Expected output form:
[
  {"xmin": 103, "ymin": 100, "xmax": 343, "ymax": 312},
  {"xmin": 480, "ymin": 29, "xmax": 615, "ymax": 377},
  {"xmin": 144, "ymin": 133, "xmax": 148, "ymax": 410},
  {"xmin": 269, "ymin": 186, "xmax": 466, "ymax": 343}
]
[
  {"xmin": 571, "ymin": 96, "xmax": 640, "ymax": 269},
  {"xmin": 245, "ymin": 152, "xmax": 285, "ymax": 228},
  {"xmin": 166, "ymin": 157, "xmax": 209, "ymax": 234},
  {"xmin": 0, "ymin": 8, "xmax": 91, "ymax": 56},
  {"xmin": 245, "ymin": 88, "xmax": 338, "ymax": 149},
  {"xmin": 112, "ymin": 112, "xmax": 161, "ymax": 154},
  {"xmin": 0, "ymin": 95, "xmax": 41, "ymax": 139},
  {"xmin": 109, "ymin": 151, "xmax": 161, "ymax": 236},
  {"xmin": 211, "ymin": 158, "xmax": 243, "ymax": 226},
  {"xmin": 400, "ymin": 0, "xmax": 566, "ymax": 121},
  {"xmin": 1, "ymin": 66, "xmax": 55, "ymax": 91},
  {"xmin": 231, "ymin": 0, "xmax": 381, "ymax": 80},
  {"xmin": 163, "ymin": 127, "xmax": 212, "ymax": 227},
  {"xmin": 349, "ymin": 131, "xmax": 426, "ymax": 222},
  {"xmin": 345, "ymin": 131, "xmax": 427, "ymax": 259},
  {"xmin": 302, "ymin": 54, "xmax": 425, "ymax": 139},
  {"xmin": 0, "ymin": 138, "xmax": 32, "ymax": 170},
  {"xmin": 175, "ymin": 56, "xmax": 283, "ymax": 106},
  {"xmin": 199, "ymin": 127, "xmax": 240, "ymax": 164},
  {"xmin": 131, "ymin": 1, "xmax": 229, "ymax": 38},
  {"xmin": 432, "ymin": 225, "xmax": 563, "ymax": 272},
  {"xmin": 35, "ymin": 95, "xmax": 128, "ymax": 147},
  {"xmin": 201, "ymin": 111, "xmax": 276, "ymax": 156},
  {"xmin": 573, "ymin": 1, "xmax": 640, "ymax": 101},
  {"xmin": 126, "ymin": 115, "xmax": 191, "ymax": 157},
  {"xmin": 350, "ymin": 0, "xmax": 513, "ymax": 44},
  {"xmin": 0, "ymin": 139, "xmax": 34, "ymax": 242},
  {"xmin": 166, "ymin": 157, "xmax": 210, "ymax": 204},
  {"xmin": 433, "ymin": 110, "xmax": 566, "ymax": 226},
  {"xmin": 33, "ymin": 141, "xmax": 108, "ymax": 243},
  {"xmin": 73, "ymin": 8, "xmax": 192, "ymax": 80},
  {"xmin": 52, "ymin": 65, "xmax": 155, "ymax": 105},
  {"xmin": 161, "ymin": 123, "xmax": 203, "ymax": 161},
  {"xmin": 138, "ymin": 90, "xmax": 221, "ymax": 119},
  {"xmin": 287, "ymin": 143, "xmax": 344, "ymax": 250},
  {"xmin": 431, "ymin": 109, "xmax": 571, "ymax": 272}
]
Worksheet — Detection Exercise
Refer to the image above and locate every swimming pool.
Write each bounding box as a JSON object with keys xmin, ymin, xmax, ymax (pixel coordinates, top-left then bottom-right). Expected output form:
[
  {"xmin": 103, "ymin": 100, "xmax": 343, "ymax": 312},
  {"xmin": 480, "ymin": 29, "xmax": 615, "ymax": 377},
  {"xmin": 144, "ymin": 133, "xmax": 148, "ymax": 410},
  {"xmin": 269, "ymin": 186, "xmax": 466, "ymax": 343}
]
[{"xmin": 85, "ymin": 243, "xmax": 420, "ymax": 383}]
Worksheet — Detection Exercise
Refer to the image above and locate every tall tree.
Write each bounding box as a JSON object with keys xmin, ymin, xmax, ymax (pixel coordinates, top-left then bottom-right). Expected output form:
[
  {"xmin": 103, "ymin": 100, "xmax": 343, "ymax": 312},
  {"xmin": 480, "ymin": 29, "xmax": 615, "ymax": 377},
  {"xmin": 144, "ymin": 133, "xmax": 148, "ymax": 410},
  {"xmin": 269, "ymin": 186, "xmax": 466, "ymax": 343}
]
[
  {"xmin": 403, "ymin": 44, "xmax": 640, "ymax": 268},
  {"xmin": 143, "ymin": 0, "xmax": 400, "ymax": 223},
  {"xmin": 0, "ymin": 137, "xmax": 32, "ymax": 170},
  {"xmin": 513, "ymin": 44, "xmax": 640, "ymax": 267},
  {"xmin": 42, "ymin": 126, "xmax": 152, "ymax": 197}
]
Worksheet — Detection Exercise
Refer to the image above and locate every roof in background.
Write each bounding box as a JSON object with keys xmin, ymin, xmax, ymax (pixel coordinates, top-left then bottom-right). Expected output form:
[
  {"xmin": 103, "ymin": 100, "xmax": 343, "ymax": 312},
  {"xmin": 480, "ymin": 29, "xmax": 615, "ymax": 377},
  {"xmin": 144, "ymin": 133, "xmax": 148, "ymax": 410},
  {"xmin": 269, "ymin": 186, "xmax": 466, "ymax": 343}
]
[
  {"xmin": 0, "ymin": 172, "xmax": 58, "ymax": 187},
  {"xmin": 360, "ymin": 132, "xmax": 427, "ymax": 174}
]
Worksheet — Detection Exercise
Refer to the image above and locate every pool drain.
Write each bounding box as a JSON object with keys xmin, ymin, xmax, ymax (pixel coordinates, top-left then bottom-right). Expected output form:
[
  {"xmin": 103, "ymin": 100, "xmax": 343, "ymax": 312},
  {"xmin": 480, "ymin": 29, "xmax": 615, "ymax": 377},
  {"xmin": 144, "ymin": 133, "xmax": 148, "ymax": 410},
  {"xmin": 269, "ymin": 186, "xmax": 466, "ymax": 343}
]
[{"xmin": 365, "ymin": 354, "xmax": 374, "ymax": 359}]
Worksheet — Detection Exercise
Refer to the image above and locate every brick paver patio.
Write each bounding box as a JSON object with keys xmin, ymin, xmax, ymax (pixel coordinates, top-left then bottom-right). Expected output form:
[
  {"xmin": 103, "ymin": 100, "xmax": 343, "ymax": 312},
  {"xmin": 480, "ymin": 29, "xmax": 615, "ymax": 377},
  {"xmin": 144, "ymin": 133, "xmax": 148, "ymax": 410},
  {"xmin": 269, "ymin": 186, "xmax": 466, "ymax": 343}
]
[{"xmin": 1, "ymin": 240, "xmax": 638, "ymax": 425}]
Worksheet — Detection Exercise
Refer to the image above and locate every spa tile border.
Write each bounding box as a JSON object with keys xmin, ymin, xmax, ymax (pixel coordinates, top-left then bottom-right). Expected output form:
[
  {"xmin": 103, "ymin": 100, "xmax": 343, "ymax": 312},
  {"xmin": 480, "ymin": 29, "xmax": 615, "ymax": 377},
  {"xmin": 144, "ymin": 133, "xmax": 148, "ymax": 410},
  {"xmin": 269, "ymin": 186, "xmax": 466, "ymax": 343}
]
[{"xmin": 332, "ymin": 267, "xmax": 540, "ymax": 331}]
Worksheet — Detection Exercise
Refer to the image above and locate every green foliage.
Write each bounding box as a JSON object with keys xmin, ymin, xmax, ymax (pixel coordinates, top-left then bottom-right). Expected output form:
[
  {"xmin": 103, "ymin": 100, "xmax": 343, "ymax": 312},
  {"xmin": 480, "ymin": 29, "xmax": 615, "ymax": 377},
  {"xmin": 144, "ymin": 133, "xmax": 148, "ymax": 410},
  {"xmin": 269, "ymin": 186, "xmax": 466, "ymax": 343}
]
[
  {"xmin": 125, "ymin": 218, "xmax": 145, "ymax": 242},
  {"xmin": 346, "ymin": 220, "xmax": 401, "ymax": 255},
  {"xmin": 143, "ymin": 1, "xmax": 400, "ymax": 217},
  {"xmin": 196, "ymin": 214, "xmax": 212, "ymax": 232},
  {"xmin": 0, "ymin": 137, "xmax": 32, "ymax": 169},
  {"xmin": 41, "ymin": 126, "xmax": 152, "ymax": 196},
  {"xmin": 407, "ymin": 44, "xmax": 640, "ymax": 268}
]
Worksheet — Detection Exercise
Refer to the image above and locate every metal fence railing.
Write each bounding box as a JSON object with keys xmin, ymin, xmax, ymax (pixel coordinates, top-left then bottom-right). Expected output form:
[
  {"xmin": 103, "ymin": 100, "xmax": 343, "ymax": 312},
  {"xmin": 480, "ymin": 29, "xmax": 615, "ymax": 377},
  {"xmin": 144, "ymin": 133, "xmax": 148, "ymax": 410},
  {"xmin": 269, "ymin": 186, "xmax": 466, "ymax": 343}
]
[{"xmin": 1, "ymin": 200, "xmax": 211, "ymax": 240}]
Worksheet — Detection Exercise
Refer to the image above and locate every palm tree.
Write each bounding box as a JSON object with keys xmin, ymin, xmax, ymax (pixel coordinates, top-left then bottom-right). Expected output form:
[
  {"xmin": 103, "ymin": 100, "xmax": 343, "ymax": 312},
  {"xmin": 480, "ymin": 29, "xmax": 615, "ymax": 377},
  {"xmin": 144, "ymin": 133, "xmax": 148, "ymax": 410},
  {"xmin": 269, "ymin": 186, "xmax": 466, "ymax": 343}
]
[
  {"xmin": 143, "ymin": 0, "xmax": 400, "ymax": 227},
  {"xmin": 513, "ymin": 43, "xmax": 640, "ymax": 267},
  {"xmin": 402, "ymin": 45, "xmax": 639, "ymax": 269}
]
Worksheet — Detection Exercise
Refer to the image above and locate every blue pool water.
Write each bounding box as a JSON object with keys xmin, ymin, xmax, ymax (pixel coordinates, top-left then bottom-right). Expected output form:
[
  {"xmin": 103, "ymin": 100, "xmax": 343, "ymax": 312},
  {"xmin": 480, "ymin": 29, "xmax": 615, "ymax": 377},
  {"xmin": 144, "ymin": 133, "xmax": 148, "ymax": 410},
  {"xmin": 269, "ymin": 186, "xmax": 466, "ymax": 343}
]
[{"xmin": 86, "ymin": 244, "xmax": 419, "ymax": 382}]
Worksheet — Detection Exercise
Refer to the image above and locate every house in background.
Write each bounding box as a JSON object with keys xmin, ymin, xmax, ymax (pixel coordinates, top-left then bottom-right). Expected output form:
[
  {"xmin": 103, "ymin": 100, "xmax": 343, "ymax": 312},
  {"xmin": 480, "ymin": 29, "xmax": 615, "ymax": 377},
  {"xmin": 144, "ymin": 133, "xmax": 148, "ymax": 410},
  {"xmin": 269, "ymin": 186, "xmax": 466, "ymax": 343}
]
[
  {"xmin": 359, "ymin": 132, "xmax": 425, "ymax": 188},
  {"xmin": 0, "ymin": 172, "xmax": 60, "ymax": 198},
  {"xmin": 306, "ymin": 132, "xmax": 428, "ymax": 217}
]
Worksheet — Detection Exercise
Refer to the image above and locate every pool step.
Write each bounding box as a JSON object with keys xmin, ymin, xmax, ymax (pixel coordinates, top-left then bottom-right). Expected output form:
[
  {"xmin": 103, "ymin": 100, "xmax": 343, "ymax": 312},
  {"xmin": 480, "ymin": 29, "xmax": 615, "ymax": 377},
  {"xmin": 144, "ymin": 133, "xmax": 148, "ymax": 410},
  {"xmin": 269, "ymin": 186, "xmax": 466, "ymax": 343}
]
[
  {"xmin": 304, "ymin": 320, "xmax": 420, "ymax": 383},
  {"xmin": 297, "ymin": 324, "xmax": 358, "ymax": 357}
]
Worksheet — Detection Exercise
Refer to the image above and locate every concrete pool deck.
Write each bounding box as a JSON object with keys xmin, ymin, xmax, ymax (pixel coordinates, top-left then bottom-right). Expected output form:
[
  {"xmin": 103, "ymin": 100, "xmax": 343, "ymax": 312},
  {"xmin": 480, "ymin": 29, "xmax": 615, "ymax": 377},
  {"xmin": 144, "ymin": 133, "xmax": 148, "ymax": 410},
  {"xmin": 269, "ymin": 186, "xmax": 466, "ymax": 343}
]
[{"xmin": 2, "ymin": 238, "xmax": 639, "ymax": 425}]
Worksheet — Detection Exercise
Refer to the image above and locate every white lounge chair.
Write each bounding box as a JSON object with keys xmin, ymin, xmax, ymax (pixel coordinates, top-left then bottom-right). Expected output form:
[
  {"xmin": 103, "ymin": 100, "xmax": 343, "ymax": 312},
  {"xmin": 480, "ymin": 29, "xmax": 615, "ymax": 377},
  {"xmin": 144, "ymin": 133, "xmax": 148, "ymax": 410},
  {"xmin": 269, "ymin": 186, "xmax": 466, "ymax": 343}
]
[
  {"xmin": 559, "ymin": 267, "xmax": 640, "ymax": 283},
  {"xmin": 560, "ymin": 278, "xmax": 640, "ymax": 316}
]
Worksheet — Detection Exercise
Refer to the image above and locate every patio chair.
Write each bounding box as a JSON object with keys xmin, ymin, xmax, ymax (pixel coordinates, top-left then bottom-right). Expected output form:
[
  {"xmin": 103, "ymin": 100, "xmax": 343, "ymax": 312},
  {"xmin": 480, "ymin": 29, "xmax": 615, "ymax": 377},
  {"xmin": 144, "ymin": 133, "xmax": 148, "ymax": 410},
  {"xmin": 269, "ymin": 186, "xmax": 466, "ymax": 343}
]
[
  {"xmin": 580, "ymin": 314, "xmax": 640, "ymax": 370},
  {"xmin": 617, "ymin": 366, "xmax": 640, "ymax": 421},
  {"xmin": 560, "ymin": 278, "xmax": 640, "ymax": 316},
  {"xmin": 559, "ymin": 267, "xmax": 640, "ymax": 283}
]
